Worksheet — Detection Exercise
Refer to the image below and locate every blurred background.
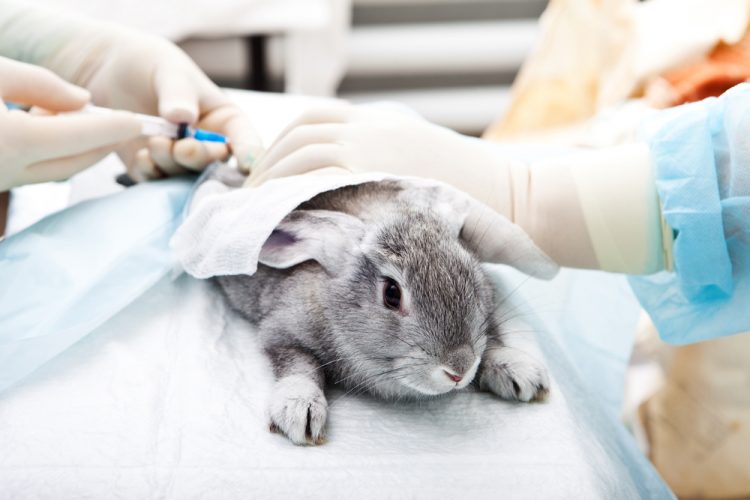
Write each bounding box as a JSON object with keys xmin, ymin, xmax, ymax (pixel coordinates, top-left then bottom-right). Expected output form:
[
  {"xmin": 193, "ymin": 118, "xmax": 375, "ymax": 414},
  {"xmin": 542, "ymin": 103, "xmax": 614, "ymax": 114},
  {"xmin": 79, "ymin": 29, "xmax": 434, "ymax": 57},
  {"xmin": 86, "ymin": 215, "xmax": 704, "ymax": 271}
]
[{"xmin": 23, "ymin": 0, "xmax": 548, "ymax": 136}]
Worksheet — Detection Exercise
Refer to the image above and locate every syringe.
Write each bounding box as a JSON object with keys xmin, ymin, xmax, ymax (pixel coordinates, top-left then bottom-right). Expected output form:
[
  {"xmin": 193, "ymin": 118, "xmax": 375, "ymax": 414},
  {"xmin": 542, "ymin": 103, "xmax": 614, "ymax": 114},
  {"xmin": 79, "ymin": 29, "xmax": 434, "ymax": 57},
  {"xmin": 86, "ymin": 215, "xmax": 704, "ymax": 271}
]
[{"xmin": 77, "ymin": 105, "xmax": 229, "ymax": 143}]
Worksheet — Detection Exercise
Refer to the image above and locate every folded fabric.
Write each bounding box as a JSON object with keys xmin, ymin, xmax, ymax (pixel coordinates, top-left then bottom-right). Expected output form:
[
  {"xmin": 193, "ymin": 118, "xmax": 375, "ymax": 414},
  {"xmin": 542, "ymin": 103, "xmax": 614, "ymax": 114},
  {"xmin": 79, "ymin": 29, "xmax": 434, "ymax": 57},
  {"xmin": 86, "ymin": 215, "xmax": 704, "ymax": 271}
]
[
  {"xmin": 172, "ymin": 171, "xmax": 387, "ymax": 278},
  {"xmin": 170, "ymin": 170, "xmax": 558, "ymax": 280},
  {"xmin": 630, "ymin": 83, "xmax": 750, "ymax": 344},
  {"xmin": 0, "ymin": 178, "xmax": 191, "ymax": 393}
]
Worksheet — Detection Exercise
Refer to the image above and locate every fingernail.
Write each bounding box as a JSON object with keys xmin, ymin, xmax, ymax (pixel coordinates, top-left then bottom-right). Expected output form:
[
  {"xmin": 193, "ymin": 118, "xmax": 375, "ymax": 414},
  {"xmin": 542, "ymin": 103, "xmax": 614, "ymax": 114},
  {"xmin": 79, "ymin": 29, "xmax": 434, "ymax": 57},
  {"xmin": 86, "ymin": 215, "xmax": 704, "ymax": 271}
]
[
  {"xmin": 234, "ymin": 147, "xmax": 257, "ymax": 173},
  {"xmin": 243, "ymin": 151, "xmax": 256, "ymax": 167},
  {"xmin": 67, "ymin": 84, "xmax": 91, "ymax": 104},
  {"xmin": 160, "ymin": 102, "xmax": 198, "ymax": 124}
]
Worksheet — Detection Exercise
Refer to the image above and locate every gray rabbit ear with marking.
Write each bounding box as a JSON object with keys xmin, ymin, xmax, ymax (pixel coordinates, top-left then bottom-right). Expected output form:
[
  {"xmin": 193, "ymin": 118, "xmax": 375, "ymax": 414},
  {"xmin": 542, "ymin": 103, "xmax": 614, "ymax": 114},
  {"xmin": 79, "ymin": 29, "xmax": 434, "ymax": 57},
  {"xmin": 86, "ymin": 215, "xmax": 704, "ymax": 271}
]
[
  {"xmin": 259, "ymin": 209, "xmax": 365, "ymax": 274},
  {"xmin": 394, "ymin": 179, "xmax": 559, "ymax": 280}
]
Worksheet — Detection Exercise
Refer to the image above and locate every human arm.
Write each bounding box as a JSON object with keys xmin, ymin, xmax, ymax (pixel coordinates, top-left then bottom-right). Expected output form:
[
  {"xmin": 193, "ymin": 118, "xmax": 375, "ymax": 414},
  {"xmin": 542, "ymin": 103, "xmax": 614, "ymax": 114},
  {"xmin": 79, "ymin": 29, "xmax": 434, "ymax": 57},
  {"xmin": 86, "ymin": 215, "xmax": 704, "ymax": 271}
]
[{"xmin": 246, "ymin": 106, "xmax": 671, "ymax": 274}]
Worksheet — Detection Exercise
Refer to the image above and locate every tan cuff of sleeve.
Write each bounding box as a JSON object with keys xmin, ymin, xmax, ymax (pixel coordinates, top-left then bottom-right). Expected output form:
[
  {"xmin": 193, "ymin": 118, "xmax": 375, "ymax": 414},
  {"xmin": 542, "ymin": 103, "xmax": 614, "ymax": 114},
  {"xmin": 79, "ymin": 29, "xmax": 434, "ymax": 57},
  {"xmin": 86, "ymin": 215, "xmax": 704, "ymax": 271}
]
[{"xmin": 526, "ymin": 143, "xmax": 670, "ymax": 274}]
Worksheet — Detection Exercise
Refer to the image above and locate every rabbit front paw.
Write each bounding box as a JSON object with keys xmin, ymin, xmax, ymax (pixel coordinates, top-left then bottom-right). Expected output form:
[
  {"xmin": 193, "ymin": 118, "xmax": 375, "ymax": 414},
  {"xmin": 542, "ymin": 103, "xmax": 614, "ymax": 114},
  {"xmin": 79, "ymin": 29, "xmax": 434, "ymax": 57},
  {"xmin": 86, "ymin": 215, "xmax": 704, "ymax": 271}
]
[
  {"xmin": 478, "ymin": 347, "xmax": 550, "ymax": 402},
  {"xmin": 269, "ymin": 375, "xmax": 328, "ymax": 445}
]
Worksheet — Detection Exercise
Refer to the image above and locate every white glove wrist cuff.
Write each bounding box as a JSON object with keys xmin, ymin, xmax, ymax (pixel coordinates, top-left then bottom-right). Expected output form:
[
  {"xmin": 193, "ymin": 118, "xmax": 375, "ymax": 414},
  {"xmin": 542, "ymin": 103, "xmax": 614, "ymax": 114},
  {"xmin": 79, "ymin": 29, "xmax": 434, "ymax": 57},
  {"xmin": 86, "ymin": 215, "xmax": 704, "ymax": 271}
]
[{"xmin": 563, "ymin": 143, "xmax": 671, "ymax": 273}]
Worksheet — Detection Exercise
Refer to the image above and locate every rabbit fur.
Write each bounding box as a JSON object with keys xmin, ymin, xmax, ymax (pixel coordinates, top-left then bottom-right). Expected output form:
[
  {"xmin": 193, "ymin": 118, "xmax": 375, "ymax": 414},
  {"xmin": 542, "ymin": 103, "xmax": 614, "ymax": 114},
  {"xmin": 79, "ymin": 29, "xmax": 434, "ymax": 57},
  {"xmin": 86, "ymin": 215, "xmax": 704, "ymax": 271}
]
[{"xmin": 216, "ymin": 180, "xmax": 550, "ymax": 445}]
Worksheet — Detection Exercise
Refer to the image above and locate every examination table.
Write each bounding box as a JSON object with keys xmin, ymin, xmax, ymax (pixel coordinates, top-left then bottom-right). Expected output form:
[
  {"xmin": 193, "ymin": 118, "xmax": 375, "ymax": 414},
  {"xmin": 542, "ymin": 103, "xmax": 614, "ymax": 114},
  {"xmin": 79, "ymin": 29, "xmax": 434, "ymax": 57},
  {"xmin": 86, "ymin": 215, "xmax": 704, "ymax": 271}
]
[{"xmin": 0, "ymin": 91, "xmax": 674, "ymax": 499}]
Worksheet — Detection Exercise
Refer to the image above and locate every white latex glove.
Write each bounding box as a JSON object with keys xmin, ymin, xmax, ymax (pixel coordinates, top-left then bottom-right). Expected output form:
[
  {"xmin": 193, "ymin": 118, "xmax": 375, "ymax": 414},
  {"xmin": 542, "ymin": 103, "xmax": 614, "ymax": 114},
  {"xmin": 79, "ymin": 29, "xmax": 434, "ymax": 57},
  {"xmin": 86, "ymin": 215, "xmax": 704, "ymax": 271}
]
[
  {"xmin": 65, "ymin": 34, "xmax": 264, "ymax": 181},
  {"xmin": 247, "ymin": 106, "xmax": 513, "ymax": 203},
  {"xmin": 0, "ymin": 56, "xmax": 141, "ymax": 191},
  {"xmin": 249, "ymin": 105, "xmax": 670, "ymax": 274},
  {"xmin": 0, "ymin": 1, "xmax": 263, "ymax": 181}
]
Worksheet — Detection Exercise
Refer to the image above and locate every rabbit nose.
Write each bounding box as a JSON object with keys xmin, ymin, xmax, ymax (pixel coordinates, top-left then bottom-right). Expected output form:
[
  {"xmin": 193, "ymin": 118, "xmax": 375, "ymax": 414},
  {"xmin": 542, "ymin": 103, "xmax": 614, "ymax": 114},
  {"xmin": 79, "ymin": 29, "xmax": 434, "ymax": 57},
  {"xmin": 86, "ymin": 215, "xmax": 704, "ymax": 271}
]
[
  {"xmin": 443, "ymin": 369, "xmax": 463, "ymax": 383},
  {"xmin": 444, "ymin": 345, "xmax": 474, "ymax": 380}
]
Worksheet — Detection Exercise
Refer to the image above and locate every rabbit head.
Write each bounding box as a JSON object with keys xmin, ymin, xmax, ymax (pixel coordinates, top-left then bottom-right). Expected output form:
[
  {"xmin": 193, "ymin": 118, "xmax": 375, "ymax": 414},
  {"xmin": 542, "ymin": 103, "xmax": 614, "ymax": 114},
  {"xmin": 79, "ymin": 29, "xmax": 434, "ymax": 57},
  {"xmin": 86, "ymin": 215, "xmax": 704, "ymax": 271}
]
[{"xmin": 257, "ymin": 181, "xmax": 557, "ymax": 399}]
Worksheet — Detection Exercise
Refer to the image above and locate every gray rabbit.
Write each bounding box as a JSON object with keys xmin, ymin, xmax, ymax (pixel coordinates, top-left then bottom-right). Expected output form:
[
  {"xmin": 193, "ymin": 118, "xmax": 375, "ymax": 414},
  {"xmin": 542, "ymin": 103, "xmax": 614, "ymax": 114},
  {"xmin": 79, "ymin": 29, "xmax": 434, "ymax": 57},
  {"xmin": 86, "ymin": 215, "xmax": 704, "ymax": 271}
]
[{"xmin": 216, "ymin": 179, "xmax": 553, "ymax": 445}]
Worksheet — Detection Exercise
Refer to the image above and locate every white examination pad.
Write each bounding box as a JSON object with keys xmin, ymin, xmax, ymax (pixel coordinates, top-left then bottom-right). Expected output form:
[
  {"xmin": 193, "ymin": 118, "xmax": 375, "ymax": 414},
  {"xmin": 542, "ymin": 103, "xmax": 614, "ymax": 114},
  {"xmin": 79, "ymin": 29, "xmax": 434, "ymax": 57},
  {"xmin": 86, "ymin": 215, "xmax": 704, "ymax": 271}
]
[{"xmin": 0, "ymin": 268, "xmax": 672, "ymax": 499}]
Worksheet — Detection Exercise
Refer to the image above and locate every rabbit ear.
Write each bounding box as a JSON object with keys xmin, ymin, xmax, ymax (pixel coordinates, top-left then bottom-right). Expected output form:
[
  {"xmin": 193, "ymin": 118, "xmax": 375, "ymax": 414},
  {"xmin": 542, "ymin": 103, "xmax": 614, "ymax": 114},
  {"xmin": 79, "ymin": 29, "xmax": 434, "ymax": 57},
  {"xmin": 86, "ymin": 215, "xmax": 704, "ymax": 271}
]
[
  {"xmin": 393, "ymin": 179, "xmax": 559, "ymax": 280},
  {"xmin": 459, "ymin": 201, "xmax": 559, "ymax": 279},
  {"xmin": 259, "ymin": 209, "xmax": 365, "ymax": 273}
]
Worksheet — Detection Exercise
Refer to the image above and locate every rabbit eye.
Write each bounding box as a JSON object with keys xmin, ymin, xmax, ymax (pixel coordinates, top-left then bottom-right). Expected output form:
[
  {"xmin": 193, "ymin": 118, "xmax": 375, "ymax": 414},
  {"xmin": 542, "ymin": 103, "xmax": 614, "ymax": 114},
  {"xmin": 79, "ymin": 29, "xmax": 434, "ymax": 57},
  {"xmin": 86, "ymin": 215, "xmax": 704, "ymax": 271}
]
[{"xmin": 383, "ymin": 278, "xmax": 402, "ymax": 310}]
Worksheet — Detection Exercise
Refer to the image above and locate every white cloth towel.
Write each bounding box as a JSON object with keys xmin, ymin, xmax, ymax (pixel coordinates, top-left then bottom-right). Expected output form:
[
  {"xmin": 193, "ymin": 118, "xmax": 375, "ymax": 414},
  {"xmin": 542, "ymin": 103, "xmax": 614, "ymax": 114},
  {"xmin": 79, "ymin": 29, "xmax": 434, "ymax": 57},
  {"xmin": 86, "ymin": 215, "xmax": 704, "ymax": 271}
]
[
  {"xmin": 170, "ymin": 170, "xmax": 558, "ymax": 280},
  {"xmin": 172, "ymin": 171, "xmax": 388, "ymax": 279}
]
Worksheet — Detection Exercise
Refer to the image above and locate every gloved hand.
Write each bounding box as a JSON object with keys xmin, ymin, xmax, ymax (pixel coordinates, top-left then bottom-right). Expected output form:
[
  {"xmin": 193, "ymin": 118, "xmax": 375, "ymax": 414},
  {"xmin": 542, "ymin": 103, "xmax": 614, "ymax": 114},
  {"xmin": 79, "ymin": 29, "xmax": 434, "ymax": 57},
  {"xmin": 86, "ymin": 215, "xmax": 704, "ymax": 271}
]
[
  {"xmin": 61, "ymin": 33, "xmax": 264, "ymax": 182},
  {"xmin": 249, "ymin": 105, "xmax": 669, "ymax": 274},
  {"xmin": 0, "ymin": 1, "xmax": 263, "ymax": 182},
  {"xmin": 0, "ymin": 56, "xmax": 141, "ymax": 191},
  {"xmin": 248, "ymin": 106, "xmax": 515, "ymax": 202}
]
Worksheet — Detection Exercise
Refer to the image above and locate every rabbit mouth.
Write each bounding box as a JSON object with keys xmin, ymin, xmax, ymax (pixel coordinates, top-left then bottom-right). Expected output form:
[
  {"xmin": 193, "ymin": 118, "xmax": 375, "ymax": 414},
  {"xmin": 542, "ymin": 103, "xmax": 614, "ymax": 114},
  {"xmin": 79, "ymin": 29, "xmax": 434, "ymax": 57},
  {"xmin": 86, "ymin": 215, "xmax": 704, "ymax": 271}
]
[
  {"xmin": 398, "ymin": 359, "xmax": 480, "ymax": 396},
  {"xmin": 399, "ymin": 378, "xmax": 452, "ymax": 396},
  {"xmin": 401, "ymin": 362, "xmax": 479, "ymax": 396}
]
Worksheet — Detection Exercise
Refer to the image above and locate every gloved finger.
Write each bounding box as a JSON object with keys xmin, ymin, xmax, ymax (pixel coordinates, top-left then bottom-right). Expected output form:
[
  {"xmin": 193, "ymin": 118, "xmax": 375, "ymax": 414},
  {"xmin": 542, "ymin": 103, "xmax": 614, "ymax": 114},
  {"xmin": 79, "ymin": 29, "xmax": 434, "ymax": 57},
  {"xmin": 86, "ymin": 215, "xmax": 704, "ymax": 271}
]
[
  {"xmin": 255, "ymin": 124, "xmax": 343, "ymax": 174},
  {"xmin": 246, "ymin": 143, "xmax": 346, "ymax": 187},
  {"xmin": 272, "ymin": 106, "xmax": 354, "ymax": 144},
  {"xmin": 116, "ymin": 136, "xmax": 148, "ymax": 180},
  {"xmin": 247, "ymin": 166, "xmax": 350, "ymax": 187},
  {"xmin": 300, "ymin": 166, "xmax": 351, "ymax": 178},
  {"xmin": 153, "ymin": 66, "xmax": 200, "ymax": 124},
  {"xmin": 0, "ymin": 58, "xmax": 90, "ymax": 113},
  {"xmin": 147, "ymin": 136, "xmax": 188, "ymax": 176},
  {"xmin": 254, "ymin": 106, "xmax": 353, "ymax": 174},
  {"xmin": 173, "ymin": 138, "xmax": 230, "ymax": 171},
  {"xmin": 220, "ymin": 111, "xmax": 264, "ymax": 174},
  {"xmin": 199, "ymin": 104, "xmax": 264, "ymax": 174},
  {"xmin": 28, "ymin": 106, "xmax": 53, "ymax": 116},
  {"xmin": 133, "ymin": 147, "xmax": 165, "ymax": 180},
  {"xmin": 16, "ymin": 112, "xmax": 141, "ymax": 163},
  {"xmin": 23, "ymin": 144, "xmax": 118, "ymax": 185}
]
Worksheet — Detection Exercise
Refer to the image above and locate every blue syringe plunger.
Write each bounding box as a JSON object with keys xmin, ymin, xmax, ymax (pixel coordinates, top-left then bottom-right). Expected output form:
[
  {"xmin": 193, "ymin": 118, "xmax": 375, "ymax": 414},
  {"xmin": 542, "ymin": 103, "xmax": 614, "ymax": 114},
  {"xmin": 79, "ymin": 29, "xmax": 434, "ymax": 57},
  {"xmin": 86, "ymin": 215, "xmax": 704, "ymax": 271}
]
[{"xmin": 176, "ymin": 122, "xmax": 228, "ymax": 143}]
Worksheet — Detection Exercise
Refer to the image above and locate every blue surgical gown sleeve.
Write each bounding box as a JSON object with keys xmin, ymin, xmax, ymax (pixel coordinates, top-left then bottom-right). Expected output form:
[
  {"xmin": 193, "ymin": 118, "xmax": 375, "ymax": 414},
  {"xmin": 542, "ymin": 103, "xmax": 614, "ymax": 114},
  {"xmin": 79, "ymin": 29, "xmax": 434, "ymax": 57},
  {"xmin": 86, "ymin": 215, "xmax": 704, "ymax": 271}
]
[{"xmin": 629, "ymin": 83, "xmax": 750, "ymax": 344}]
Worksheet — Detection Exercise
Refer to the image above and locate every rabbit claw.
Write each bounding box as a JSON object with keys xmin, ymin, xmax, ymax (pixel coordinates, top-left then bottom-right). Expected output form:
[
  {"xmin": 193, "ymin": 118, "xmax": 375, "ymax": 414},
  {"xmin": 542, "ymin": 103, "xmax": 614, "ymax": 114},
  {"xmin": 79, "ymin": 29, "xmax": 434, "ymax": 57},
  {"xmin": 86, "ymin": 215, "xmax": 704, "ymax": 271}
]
[
  {"xmin": 479, "ymin": 347, "xmax": 550, "ymax": 402},
  {"xmin": 269, "ymin": 375, "xmax": 328, "ymax": 445}
]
